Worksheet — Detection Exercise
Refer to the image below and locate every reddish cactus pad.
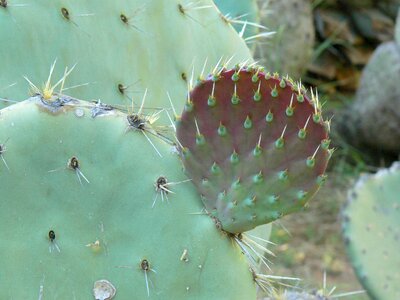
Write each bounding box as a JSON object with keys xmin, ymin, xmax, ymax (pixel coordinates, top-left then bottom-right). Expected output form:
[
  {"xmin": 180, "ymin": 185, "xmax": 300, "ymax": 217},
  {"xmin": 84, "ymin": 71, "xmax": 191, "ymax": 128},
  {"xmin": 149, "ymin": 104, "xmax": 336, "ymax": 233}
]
[{"xmin": 176, "ymin": 66, "xmax": 330, "ymax": 233}]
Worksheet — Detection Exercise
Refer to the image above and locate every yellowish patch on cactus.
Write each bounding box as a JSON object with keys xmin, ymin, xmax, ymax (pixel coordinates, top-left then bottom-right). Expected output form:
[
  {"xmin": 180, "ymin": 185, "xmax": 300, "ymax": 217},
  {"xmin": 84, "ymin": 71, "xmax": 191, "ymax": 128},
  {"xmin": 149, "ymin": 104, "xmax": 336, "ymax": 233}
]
[
  {"xmin": 41, "ymin": 84, "xmax": 54, "ymax": 100},
  {"xmin": 24, "ymin": 59, "xmax": 76, "ymax": 101}
]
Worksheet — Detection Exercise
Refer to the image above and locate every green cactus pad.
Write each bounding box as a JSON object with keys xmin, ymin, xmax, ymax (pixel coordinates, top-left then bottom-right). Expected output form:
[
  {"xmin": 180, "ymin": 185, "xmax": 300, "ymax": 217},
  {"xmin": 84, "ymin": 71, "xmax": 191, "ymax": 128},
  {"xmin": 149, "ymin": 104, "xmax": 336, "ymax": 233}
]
[
  {"xmin": 0, "ymin": 0, "xmax": 252, "ymax": 110},
  {"xmin": 0, "ymin": 96, "xmax": 256, "ymax": 299},
  {"xmin": 342, "ymin": 162, "xmax": 400, "ymax": 300},
  {"xmin": 176, "ymin": 66, "xmax": 330, "ymax": 233}
]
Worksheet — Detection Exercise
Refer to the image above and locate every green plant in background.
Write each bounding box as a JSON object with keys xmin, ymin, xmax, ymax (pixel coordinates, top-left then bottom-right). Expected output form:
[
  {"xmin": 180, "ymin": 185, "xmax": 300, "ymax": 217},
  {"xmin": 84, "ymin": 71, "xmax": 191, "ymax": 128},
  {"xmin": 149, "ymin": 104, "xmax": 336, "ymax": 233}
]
[{"xmin": 342, "ymin": 162, "xmax": 400, "ymax": 300}]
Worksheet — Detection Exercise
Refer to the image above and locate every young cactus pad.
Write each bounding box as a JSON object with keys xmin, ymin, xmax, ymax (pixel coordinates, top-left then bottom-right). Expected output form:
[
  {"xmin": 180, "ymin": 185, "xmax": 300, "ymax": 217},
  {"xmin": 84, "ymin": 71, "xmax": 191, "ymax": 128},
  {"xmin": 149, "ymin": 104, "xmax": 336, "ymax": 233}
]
[
  {"xmin": 176, "ymin": 66, "xmax": 330, "ymax": 233},
  {"xmin": 0, "ymin": 0, "xmax": 252, "ymax": 110},
  {"xmin": 342, "ymin": 162, "xmax": 400, "ymax": 300},
  {"xmin": 0, "ymin": 96, "xmax": 256, "ymax": 299}
]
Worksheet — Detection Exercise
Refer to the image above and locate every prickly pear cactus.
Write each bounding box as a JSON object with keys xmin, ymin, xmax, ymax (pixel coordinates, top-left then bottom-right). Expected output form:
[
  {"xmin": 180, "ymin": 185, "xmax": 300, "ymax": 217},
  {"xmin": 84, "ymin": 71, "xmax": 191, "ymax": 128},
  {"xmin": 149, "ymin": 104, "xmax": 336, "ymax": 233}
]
[
  {"xmin": 0, "ymin": 0, "xmax": 252, "ymax": 109},
  {"xmin": 342, "ymin": 162, "xmax": 400, "ymax": 300},
  {"xmin": 176, "ymin": 66, "xmax": 331, "ymax": 233},
  {"xmin": 0, "ymin": 96, "xmax": 256, "ymax": 299}
]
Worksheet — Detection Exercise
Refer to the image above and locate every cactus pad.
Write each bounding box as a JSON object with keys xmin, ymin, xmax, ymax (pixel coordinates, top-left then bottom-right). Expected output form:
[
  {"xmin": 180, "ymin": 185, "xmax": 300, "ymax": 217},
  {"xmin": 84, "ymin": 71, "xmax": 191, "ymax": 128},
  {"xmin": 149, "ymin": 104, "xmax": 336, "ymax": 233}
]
[
  {"xmin": 0, "ymin": 0, "xmax": 252, "ymax": 110},
  {"xmin": 0, "ymin": 96, "xmax": 256, "ymax": 299},
  {"xmin": 342, "ymin": 162, "xmax": 400, "ymax": 300},
  {"xmin": 176, "ymin": 66, "xmax": 330, "ymax": 233}
]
